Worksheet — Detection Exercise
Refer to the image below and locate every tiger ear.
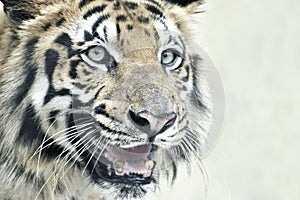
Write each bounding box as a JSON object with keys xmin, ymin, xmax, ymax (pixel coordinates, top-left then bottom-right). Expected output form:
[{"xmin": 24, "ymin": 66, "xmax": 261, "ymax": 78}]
[
  {"xmin": 164, "ymin": 0, "xmax": 205, "ymax": 17},
  {"xmin": 163, "ymin": 0, "xmax": 205, "ymax": 36},
  {"xmin": 165, "ymin": 0, "xmax": 204, "ymax": 7},
  {"xmin": 1, "ymin": 0, "xmax": 40, "ymax": 24}
]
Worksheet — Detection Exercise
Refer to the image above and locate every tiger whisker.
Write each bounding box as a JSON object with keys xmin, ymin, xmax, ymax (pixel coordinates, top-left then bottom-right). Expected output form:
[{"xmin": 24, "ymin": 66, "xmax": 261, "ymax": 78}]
[
  {"xmin": 48, "ymin": 131, "xmax": 95, "ymax": 192},
  {"xmin": 81, "ymin": 131, "xmax": 107, "ymax": 175},
  {"xmin": 32, "ymin": 122, "xmax": 94, "ymax": 159},
  {"xmin": 32, "ymin": 119, "xmax": 93, "ymax": 158},
  {"xmin": 90, "ymin": 136, "xmax": 110, "ymax": 174},
  {"xmin": 62, "ymin": 129, "xmax": 100, "ymax": 172},
  {"xmin": 55, "ymin": 127, "xmax": 100, "ymax": 176},
  {"xmin": 34, "ymin": 123, "xmax": 93, "ymax": 176},
  {"xmin": 181, "ymin": 138, "xmax": 209, "ymax": 197},
  {"xmin": 53, "ymin": 127, "xmax": 92, "ymax": 167},
  {"xmin": 58, "ymin": 133, "xmax": 99, "ymax": 182}
]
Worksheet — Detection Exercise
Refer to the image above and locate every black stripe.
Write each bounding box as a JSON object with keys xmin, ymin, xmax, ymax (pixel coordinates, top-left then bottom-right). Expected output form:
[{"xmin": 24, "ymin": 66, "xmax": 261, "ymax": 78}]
[
  {"xmin": 79, "ymin": 0, "xmax": 95, "ymax": 8},
  {"xmin": 86, "ymin": 85, "xmax": 97, "ymax": 92},
  {"xmin": 127, "ymin": 24, "xmax": 133, "ymax": 30},
  {"xmin": 170, "ymin": 157, "xmax": 177, "ymax": 185},
  {"xmin": 103, "ymin": 26, "xmax": 108, "ymax": 41},
  {"xmin": 84, "ymin": 30, "xmax": 93, "ymax": 41},
  {"xmin": 116, "ymin": 15, "xmax": 127, "ymax": 22},
  {"xmin": 17, "ymin": 104, "xmax": 45, "ymax": 146},
  {"xmin": 94, "ymin": 86, "xmax": 105, "ymax": 99},
  {"xmin": 66, "ymin": 113, "xmax": 85, "ymax": 149},
  {"xmin": 54, "ymin": 33, "xmax": 77, "ymax": 58},
  {"xmin": 77, "ymin": 41, "xmax": 85, "ymax": 46},
  {"xmin": 83, "ymin": 5, "xmax": 107, "ymax": 19},
  {"xmin": 113, "ymin": 1, "xmax": 121, "ymax": 10},
  {"xmin": 70, "ymin": 59, "xmax": 81, "ymax": 79},
  {"xmin": 93, "ymin": 32, "xmax": 102, "ymax": 41},
  {"xmin": 97, "ymin": 121, "xmax": 130, "ymax": 137},
  {"xmin": 181, "ymin": 65, "xmax": 190, "ymax": 82},
  {"xmin": 13, "ymin": 67, "xmax": 37, "ymax": 106},
  {"xmin": 166, "ymin": 0, "xmax": 200, "ymax": 7},
  {"xmin": 44, "ymin": 88, "xmax": 71, "ymax": 105},
  {"xmin": 93, "ymin": 104, "xmax": 120, "ymax": 123},
  {"xmin": 82, "ymin": 68, "xmax": 92, "ymax": 75},
  {"xmin": 43, "ymin": 23, "xmax": 51, "ymax": 31},
  {"xmin": 92, "ymin": 14, "xmax": 110, "ymax": 34},
  {"xmin": 4, "ymin": 8, "xmax": 35, "ymax": 23},
  {"xmin": 145, "ymin": 4, "xmax": 163, "ymax": 17},
  {"xmin": 56, "ymin": 17, "xmax": 66, "ymax": 27},
  {"xmin": 44, "ymin": 49, "xmax": 71, "ymax": 104},
  {"xmin": 13, "ymin": 38, "xmax": 39, "ymax": 106},
  {"xmin": 146, "ymin": 0, "xmax": 161, "ymax": 7},
  {"xmin": 45, "ymin": 49, "xmax": 59, "ymax": 81},
  {"xmin": 158, "ymin": 17, "xmax": 169, "ymax": 30},
  {"xmin": 74, "ymin": 82, "xmax": 87, "ymax": 90},
  {"xmin": 124, "ymin": 1, "xmax": 138, "ymax": 9},
  {"xmin": 137, "ymin": 16, "xmax": 149, "ymax": 24},
  {"xmin": 42, "ymin": 137, "xmax": 68, "ymax": 160},
  {"xmin": 49, "ymin": 110, "xmax": 60, "ymax": 125},
  {"xmin": 116, "ymin": 23, "xmax": 121, "ymax": 40}
]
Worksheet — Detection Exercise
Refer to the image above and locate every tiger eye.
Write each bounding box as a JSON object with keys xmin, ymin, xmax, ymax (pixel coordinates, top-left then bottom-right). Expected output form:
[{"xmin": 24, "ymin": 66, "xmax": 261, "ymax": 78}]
[
  {"xmin": 87, "ymin": 46, "xmax": 106, "ymax": 62},
  {"xmin": 161, "ymin": 50, "xmax": 176, "ymax": 65}
]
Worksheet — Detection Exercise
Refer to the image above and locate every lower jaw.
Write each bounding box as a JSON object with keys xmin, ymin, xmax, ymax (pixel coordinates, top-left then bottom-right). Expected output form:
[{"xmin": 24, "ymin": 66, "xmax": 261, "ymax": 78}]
[{"xmin": 84, "ymin": 151, "xmax": 156, "ymax": 186}]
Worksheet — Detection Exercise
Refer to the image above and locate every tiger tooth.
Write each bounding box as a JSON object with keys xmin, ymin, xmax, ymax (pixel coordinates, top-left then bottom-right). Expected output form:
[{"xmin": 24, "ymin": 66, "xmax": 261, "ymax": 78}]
[
  {"xmin": 157, "ymin": 146, "xmax": 163, "ymax": 153},
  {"xmin": 138, "ymin": 171, "xmax": 144, "ymax": 175},
  {"xmin": 141, "ymin": 171, "xmax": 146, "ymax": 175},
  {"xmin": 107, "ymin": 165, "xmax": 112, "ymax": 176},
  {"xmin": 144, "ymin": 160, "xmax": 155, "ymax": 170},
  {"xmin": 114, "ymin": 160, "xmax": 124, "ymax": 173}
]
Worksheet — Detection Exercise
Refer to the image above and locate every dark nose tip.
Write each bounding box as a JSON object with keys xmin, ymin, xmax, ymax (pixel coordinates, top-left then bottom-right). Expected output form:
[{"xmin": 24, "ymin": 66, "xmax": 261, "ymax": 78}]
[{"xmin": 128, "ymin": 110, "xmax": 177, "ymax": 137}]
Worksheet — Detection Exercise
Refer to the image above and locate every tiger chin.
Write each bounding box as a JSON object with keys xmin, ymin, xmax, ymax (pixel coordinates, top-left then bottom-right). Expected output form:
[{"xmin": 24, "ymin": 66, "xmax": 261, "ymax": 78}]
[{"xmin": 0, "ymin": 0, "xmax": 211, "ymax": 199}]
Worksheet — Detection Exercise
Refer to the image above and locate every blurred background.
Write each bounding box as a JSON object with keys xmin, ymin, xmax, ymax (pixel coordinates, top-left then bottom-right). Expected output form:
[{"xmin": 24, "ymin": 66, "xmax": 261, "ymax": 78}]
[{"xmin": 156, "ymin": 0, "xmax": 300, "ymax": 199}]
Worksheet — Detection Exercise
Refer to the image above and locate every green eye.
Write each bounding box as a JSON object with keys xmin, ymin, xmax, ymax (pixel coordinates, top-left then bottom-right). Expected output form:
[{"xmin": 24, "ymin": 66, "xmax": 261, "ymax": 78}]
[
  {"xmin": 161, "ymin": 50, "xmax": 183, "ymax": 69},
  {"xmin": 87, "ymin": 46, "xmax": 106, "ymax": 63},
  {"xmin": 161, "ymin": 50, "xmax": 176, "ymax": 65}
]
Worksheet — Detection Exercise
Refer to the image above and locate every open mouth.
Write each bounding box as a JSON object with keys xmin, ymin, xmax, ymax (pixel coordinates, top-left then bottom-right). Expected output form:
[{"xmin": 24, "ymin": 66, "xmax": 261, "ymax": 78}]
[
  {"xmin": 86, "ymin": 144, "xmax": 157, "ymax": 185},
  {"xmin": 69, "ymin": 113, "xmax": 158, "ymax": 185}
]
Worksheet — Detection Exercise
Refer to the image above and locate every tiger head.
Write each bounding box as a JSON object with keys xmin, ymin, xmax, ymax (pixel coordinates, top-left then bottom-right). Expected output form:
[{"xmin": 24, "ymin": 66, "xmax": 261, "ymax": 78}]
[{"xmin": 0, "ymin": 0, "xmax": 211, "ymax": 199}]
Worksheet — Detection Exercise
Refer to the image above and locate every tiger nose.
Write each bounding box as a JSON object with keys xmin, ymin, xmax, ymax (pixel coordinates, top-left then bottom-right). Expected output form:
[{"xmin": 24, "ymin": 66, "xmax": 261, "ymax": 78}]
[{"xmin": 128, "ymin": 110, "xmax": 177, "ymax": 137}]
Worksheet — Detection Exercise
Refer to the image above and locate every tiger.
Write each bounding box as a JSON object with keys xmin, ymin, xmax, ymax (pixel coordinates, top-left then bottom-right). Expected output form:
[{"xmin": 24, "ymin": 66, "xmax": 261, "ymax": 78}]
[{"xmin": 0, "ymin": 0, "xmax": 212, "ymax": 199}]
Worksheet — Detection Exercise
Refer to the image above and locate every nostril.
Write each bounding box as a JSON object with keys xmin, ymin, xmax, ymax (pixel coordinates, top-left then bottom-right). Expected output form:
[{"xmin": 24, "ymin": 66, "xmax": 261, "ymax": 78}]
[
  {"xmin": 129, "ymin": 110, "xmax": 177, "ymax": 136},
  {"xmin": 158, "ymin": 113, "xmax": 177, "ymax": 134},
  {"xmin": 129, "ymin": 110, "xmax": 150, "ymax": 127}
]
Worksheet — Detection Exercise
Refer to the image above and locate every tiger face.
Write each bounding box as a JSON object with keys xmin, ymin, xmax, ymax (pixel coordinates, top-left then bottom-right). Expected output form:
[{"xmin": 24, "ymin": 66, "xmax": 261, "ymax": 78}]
[{"xmin": 0, "ymin": 0, "xmax": 211, "ymax": 199}]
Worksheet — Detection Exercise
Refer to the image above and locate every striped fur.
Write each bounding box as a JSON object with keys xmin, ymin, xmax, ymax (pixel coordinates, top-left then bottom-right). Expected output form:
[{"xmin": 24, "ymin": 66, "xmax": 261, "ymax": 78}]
[{"xmin": 0, "ymin": 0, "xmax": 210, "ymax": 199}]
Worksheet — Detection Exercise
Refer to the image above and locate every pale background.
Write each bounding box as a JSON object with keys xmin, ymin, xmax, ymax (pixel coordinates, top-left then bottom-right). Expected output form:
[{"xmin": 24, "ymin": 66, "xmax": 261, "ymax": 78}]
[
  {"xmin": 157, "ymin": 0, "xmax": 300, "ymax": 200},
  {"xmin": 1, "ymin": 0, "xmax": 300, "ymax": 199}
]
